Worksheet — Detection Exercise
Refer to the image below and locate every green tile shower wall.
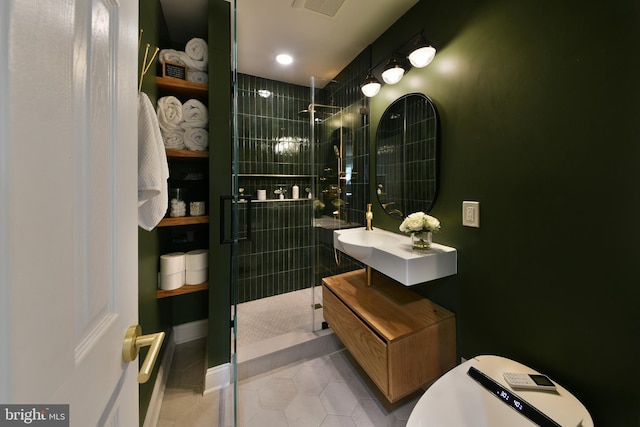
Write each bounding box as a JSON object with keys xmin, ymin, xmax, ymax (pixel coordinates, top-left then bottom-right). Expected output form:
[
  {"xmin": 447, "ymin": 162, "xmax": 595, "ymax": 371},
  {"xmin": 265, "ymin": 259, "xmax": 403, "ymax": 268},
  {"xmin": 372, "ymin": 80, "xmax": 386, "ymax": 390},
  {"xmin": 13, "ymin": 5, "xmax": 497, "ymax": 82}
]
[
  {"xmin": 237, "ymin": 201, "xmax": 314, "ymax": 302},
  {"xmin": 236, "ymin": 75, "xmax": 314, "ymax": 302},
  {"xmin": 237, "ymin": 74, "xmax": 312, "ymax": 175},
  {"xmin": 235, "ymin": 67, "xmax": 374, "ymax": 303}
]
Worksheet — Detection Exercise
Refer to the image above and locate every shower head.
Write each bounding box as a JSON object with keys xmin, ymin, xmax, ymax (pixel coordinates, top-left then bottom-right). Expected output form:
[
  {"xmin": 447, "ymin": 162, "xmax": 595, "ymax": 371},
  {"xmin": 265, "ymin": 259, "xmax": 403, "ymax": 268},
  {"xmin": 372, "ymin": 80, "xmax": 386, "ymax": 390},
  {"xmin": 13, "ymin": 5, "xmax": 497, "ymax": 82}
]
[{"xmin": 333, "ymin": 145, "xmax": 340, "ymax": 157}]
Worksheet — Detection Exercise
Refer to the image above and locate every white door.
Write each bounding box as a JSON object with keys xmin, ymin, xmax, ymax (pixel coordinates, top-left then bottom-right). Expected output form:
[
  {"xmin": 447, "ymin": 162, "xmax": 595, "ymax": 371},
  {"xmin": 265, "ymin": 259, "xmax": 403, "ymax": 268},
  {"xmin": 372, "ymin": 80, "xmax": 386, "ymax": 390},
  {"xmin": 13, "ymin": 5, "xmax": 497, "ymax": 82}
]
[{"xmin": 0, "ymin": 1, "xmax": 139, "ymax": 426}]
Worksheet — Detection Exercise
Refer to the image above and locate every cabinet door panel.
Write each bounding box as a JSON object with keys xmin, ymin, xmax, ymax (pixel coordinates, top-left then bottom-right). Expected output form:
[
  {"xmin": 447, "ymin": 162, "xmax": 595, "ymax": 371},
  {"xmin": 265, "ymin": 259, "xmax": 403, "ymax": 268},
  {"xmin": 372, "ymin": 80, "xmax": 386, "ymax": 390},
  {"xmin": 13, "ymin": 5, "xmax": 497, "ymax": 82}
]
[{"xmin": 323, "ymin": 286, "xmax": 388, "ymax": 395}]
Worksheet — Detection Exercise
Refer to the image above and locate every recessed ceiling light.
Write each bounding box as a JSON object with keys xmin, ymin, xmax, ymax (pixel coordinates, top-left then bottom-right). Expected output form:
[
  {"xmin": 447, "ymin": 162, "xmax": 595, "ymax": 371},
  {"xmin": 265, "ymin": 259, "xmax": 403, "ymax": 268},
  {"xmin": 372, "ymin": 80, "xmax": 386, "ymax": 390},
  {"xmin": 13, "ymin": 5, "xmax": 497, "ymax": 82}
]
[{"xmin": 276, "ymin": 54, "xmax": 293, "ymax": 65}]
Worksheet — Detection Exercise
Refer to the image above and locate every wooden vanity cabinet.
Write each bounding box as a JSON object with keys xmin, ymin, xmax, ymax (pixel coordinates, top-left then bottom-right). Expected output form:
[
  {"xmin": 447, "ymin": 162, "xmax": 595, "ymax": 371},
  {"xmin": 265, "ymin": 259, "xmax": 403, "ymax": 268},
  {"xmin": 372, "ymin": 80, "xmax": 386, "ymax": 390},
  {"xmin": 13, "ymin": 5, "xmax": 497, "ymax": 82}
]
[{"xmin": 322, "ymin": 269, "xmax": 456, "ymax": 402}]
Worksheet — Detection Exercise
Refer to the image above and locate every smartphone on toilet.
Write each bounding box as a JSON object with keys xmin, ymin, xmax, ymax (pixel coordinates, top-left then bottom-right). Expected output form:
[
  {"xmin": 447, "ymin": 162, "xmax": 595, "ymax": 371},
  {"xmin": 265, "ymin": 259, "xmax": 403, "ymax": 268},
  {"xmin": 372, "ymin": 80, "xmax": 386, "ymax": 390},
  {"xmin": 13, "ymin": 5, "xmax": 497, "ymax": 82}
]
[{"xmin": 503, "ymin": 372, "xmax": 557, "ymax": 391}]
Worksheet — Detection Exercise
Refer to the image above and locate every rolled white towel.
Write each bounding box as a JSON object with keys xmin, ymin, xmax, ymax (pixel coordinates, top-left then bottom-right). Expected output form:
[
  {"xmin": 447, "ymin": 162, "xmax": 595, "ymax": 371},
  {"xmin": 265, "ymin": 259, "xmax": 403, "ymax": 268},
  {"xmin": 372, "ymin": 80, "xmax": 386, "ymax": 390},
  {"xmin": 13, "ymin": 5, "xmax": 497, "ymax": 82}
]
[
  {"xmin": 156, "ymin": 96, "xmax": 183, "ymax": 133},
  {"xmin": 179, "ymin": 38, "xmax": 208, "ymax": 72},
  {"xmin": 187, "ymin": 71, "xmax": 208, "ymax": 84},
  {"xmin": 161, "ymin": 129, "xmax": 185, "ymax": 150},
  {"xmin": 184, "ymin": 128, "xmax": 209, "ymax": 151},
  {"xmin": 186, "ymin": 38, "xmax": 207, "ymax": 61},
  {"xmin": 179, "ymin": 51, "xmax": 207, "ymax": 72},
  {"xmin": 180, "ymin": 99, "xmax": 208, "ymax": 129},
  {"xmin": 158, "ymin": 49, "xmax": 184, "ymax": 65}
]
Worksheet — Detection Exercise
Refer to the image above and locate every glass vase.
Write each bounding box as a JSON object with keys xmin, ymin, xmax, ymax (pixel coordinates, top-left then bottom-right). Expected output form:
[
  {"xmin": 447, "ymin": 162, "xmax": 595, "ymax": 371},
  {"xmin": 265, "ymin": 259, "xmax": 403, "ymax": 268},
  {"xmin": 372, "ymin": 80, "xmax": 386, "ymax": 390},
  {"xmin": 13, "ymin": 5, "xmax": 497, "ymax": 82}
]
[{"xmin": 411, "ymin": 231, "xmax": 432, "ymax": 250}]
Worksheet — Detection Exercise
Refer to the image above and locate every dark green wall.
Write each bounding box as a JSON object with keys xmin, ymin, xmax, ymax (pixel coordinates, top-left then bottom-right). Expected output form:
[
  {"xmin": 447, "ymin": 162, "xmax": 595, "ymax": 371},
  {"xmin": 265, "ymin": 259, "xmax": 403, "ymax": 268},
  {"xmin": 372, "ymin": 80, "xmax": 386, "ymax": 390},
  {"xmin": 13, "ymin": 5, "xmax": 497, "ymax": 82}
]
[
  {"xmin": 367, "ymin": 0, "xmax": 640, "ymax": 424},
  {"xmin": 207, "ymin": 0, "xmax": 232, "ymax": 368}
]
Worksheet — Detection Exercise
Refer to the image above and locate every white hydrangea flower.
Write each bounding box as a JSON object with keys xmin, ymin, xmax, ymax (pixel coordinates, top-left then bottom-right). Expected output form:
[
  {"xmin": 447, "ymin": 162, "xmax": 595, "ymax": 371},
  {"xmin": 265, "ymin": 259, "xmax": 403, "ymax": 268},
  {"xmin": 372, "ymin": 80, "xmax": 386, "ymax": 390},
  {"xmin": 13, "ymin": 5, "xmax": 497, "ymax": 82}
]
[{"xmin": 399, "ymin": 212, "xmax": 441, "ymax": 233}]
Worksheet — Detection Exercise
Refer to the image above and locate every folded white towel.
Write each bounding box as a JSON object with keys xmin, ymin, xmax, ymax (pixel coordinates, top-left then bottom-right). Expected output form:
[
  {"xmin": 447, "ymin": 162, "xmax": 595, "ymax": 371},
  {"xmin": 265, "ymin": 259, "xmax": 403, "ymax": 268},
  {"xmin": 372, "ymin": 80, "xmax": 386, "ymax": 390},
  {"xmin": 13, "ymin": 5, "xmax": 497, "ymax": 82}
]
[
  {"xmin": 158, "ymin": 49, "xmax": 184, "ymax": 65},
  {"xmin": 180, "ymin": 99, "xmax": 208, "ymax": 129},
  {"xmin": 138, "ymin": 92, "xmax": 169, "ymax": 231},
  {"xmin": 184, "ymin": 128, "xmax": 209, "ymax": 151},
  {"xmin": 187, "ymin": 71, "xmax": 208, "ymax": 84},
  {"xmin": 179, "ymin": 38, "xmax": 208, "ymax": 72},
  {"xmin": 156, "ymin": 96, "xmax": 183, "ymax": 133},
  {"xmin": 162, "ymin": 128, "xmax": 186, "ymax": 149}
]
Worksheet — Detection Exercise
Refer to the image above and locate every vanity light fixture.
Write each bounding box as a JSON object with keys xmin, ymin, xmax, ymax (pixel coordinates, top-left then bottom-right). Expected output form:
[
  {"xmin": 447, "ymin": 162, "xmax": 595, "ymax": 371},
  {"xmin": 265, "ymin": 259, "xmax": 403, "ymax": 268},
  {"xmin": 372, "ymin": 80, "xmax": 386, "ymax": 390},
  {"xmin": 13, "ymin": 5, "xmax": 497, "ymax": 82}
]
[
  {"xmin": 381, "ymin": 56, "xmax": 405, "ymax": 85},
  {"xmin": 360, "ymin": 71, "xmax": 381, "ymax": 97},
  {"xmin": 360, "ymin": 32, "xmax": 436, "ymax": 97},
  {"xmin": 407, "ymin": 35, "xmax": 436, "ymax": 68}
]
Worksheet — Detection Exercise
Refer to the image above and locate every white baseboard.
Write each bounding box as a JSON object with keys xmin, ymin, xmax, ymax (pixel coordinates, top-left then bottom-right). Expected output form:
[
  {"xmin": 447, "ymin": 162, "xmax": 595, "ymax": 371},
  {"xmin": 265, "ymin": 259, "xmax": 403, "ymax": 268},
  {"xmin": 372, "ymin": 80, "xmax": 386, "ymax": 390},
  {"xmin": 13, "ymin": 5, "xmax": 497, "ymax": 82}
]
[
  {"xmin": 204, "ymin": 363, "xmax": 232, "ymax": 395},
  {"xmin": 142, "ymin": 333, "xmax": 175, "ymax": 427},
  {"xmin": 142, "ymin": 319, "xmax": 208, "ymax": 426},
  {"xmin": 173, "ymin": 319, "xmax": 208, "ymax": 344}
]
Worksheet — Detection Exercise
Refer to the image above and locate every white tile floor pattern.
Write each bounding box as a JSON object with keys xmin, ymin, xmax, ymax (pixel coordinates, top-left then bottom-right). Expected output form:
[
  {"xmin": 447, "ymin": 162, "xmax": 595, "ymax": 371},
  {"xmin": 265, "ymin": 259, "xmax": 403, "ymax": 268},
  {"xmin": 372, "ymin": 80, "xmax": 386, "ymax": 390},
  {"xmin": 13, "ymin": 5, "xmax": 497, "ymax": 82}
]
[
  {"xmin": 235, "ymin": 287, "xmax": 325, "ymax": 348},
  {"xmin": 157, "ymin": 339, "xmax": 422, "ymax": 427}
]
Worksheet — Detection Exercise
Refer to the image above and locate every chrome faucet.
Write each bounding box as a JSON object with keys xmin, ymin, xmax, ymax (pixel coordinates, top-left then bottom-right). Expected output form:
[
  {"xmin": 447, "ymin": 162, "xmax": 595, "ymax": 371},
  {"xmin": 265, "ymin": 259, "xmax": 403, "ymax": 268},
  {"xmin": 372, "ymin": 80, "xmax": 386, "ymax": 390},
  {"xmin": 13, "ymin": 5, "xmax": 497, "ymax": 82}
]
[{"xmin": 365, "ymin": 203, "xmax": 373, "ymax": 230}]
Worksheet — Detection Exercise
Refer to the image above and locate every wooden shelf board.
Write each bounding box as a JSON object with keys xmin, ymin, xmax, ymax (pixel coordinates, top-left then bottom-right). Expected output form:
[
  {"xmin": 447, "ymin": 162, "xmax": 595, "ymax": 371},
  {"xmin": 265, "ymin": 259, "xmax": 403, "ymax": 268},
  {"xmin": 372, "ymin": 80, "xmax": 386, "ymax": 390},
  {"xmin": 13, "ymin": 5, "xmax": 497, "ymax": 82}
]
[
  {"xmin": 156, "ymin": 76, "xmax": 208, "ymax": 97},
  {"xmin": 157, "ymin": 282, "xmax": 208, "ymax": 298},
  {"xmin": 166, "ymin": 148, "xmax": 209, "ymax": 158},
  {"xmin": 158, "ymin": 216, "xmax": 209, "ymax": 227}
]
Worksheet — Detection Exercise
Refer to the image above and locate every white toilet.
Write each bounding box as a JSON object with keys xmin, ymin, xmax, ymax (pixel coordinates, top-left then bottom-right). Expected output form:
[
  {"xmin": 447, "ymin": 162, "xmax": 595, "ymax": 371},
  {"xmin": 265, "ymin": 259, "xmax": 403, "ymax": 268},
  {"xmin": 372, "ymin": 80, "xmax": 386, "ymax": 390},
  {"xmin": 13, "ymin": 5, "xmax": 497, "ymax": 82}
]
[{"xmin": 407, "ymin": 355, "xmax": 593, "ymax": 427}]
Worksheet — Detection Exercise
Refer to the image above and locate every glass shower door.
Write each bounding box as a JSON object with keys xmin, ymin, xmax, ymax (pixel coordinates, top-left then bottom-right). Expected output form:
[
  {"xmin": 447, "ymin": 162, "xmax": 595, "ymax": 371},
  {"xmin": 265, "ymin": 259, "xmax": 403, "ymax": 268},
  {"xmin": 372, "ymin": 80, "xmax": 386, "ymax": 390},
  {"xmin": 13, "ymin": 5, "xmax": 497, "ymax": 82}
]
[{"xmin": 230, "ymin": 1, "xmax": 239, "ymax": 425}]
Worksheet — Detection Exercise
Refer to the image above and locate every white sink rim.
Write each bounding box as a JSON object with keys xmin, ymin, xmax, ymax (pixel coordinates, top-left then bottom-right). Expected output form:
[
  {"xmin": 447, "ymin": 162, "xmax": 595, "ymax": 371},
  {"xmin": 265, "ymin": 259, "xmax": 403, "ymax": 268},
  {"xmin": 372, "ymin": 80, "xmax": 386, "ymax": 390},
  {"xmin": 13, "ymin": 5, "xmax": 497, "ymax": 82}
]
[
  {"xmin": 336, "ymin": 228, "xmax": 405, "ymax": 261},
  {"xmin": 333, "ymin": 227, "xmax": 457, "ymax": 286}
]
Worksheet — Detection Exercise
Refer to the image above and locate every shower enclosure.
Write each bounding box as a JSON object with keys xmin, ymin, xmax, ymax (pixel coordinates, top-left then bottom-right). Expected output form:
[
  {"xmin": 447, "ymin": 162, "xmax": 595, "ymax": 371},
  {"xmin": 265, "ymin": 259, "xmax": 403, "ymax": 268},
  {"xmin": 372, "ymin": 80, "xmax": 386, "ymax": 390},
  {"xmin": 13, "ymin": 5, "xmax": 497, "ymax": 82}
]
[
  {"xmin": 231, "ymin": 75, "xmax": 367, "ymax": 352},
  {"xmin": 232, "ymin": 74, "xmax": 322, "ymax": 353},
  {"xmin": 229, "ymin": 3, "xmax": 371, "ymax": 420}
]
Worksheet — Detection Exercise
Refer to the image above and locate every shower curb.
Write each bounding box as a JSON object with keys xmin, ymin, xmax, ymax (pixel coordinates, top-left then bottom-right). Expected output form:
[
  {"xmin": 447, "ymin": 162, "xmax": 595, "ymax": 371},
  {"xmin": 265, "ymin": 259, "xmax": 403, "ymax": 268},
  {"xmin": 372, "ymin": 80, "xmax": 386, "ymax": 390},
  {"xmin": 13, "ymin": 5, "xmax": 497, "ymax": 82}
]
[
  {"xmin": 235, "ymin": 329, "xmax": 343, "ymax": 381},
  {"xmin": 204, "ymin": 328, "xmax": 343, "ymax": 393}
]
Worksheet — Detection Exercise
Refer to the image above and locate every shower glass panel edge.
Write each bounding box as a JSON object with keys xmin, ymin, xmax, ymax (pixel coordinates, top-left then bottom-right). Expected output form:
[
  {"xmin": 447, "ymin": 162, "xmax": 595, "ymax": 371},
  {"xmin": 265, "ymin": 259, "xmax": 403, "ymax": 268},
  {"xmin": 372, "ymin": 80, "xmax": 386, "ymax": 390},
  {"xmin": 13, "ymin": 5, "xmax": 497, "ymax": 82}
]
[
  {"xmin": 311, "ymin": 76, "xmax": 365, "ymax": 284},
  {"xmin": 231, "ymin": 0, "xmax": 239, "ymax": 426},
  {"xmin": 310, "ymin": 76, "xmax": 352, "ymax": 330}
]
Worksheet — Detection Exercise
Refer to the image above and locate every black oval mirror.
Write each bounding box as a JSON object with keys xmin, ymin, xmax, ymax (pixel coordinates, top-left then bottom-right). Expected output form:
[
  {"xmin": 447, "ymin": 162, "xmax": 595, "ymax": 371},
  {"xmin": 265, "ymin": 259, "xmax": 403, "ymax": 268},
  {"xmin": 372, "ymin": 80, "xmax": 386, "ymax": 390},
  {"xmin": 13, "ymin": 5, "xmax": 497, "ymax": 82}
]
[{"xmin": 376, "ymin": 93, "xmax": 438, "ymax": 219}]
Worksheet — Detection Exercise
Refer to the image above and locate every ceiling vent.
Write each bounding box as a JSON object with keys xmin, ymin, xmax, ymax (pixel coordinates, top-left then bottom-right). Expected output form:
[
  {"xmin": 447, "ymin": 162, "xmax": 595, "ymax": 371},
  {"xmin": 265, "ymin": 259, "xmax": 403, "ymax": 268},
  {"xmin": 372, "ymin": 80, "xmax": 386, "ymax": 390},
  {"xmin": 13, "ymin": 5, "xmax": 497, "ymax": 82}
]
[{"xmin": 292, "ymin": 0, "xmax": 345, "ymax": 17}]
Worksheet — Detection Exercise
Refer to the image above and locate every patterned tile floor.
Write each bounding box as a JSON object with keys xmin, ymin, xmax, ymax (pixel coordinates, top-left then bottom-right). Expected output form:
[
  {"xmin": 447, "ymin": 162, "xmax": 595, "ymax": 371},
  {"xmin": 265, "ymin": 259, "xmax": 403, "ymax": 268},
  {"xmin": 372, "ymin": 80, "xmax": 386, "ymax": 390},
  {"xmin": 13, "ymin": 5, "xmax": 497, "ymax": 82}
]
[
  {"xmin": 157, "ymin": 339, "xmax": 422, "ymax": 427},
  {"xmin": 235, "ymin": 287, "xmax": 325, "ymax": 348}
]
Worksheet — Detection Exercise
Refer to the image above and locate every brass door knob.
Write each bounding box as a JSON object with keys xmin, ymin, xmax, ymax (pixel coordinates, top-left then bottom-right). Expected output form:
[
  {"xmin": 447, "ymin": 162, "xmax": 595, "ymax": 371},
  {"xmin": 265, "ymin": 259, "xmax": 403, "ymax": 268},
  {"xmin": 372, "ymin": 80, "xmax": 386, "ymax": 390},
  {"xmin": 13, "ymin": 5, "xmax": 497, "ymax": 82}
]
[{"xmin": 122, "ymin": 325, "xmax": 165, "ymax": 384}]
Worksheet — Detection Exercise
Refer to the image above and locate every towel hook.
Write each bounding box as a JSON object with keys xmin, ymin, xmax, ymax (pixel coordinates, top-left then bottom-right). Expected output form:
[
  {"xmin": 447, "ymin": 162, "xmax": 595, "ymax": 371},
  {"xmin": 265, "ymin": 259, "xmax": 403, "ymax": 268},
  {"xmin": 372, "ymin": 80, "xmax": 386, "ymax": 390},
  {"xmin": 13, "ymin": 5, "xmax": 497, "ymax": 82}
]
[{"xmin": 138, "ymin": 29, "xmax": 159, "ymax": 94}]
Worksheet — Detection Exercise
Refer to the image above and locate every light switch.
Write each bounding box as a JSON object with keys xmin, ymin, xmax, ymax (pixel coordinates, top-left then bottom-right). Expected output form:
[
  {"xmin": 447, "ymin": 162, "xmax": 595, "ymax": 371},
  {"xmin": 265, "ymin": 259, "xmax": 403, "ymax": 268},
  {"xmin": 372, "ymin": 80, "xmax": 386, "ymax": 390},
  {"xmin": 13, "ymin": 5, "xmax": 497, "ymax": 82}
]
[{"xmin": 462, "ymin": 201, "xmax": 480, "ymax": 227}]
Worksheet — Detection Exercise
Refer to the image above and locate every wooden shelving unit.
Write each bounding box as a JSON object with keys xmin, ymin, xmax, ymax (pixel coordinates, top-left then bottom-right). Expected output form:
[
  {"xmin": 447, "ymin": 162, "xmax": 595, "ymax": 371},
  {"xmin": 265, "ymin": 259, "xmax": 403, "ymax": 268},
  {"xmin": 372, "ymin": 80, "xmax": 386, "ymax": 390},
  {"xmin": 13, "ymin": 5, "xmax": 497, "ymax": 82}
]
[
  {"xmin": 157, "ymin": 282, "xmax": 208, "ymax": 298},
  {"xmin": 155, "ymin": 76, "xmax": 210, "ymax": 298}
]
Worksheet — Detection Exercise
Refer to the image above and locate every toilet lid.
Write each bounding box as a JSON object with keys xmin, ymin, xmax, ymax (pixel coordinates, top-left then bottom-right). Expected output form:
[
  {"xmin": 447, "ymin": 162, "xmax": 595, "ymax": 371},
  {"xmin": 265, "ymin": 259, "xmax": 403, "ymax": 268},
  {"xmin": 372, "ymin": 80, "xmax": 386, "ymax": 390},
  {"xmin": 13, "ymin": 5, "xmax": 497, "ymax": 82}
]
[{"xmin": 407, "ymin": 355, "xmax": 593, "ymax": 427}]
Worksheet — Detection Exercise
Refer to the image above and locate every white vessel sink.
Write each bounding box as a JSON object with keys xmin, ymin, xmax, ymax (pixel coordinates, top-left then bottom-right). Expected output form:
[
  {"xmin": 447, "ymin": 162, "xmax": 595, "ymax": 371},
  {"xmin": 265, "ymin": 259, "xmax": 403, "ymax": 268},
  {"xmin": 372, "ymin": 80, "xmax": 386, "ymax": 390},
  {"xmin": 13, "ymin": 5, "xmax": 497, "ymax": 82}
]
[{"xmin": 334, "ymin": 227, "xmax": 457, "ymax": 286}]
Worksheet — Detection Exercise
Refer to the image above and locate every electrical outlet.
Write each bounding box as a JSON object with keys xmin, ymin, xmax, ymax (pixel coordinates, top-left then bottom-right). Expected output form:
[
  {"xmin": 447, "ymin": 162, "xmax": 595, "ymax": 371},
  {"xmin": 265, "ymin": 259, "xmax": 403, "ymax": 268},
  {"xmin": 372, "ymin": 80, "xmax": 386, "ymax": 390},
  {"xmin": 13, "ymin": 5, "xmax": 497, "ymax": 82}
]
[{"xmin": 462, "ymin": 201, "xmax": 480, "ymax": 227}]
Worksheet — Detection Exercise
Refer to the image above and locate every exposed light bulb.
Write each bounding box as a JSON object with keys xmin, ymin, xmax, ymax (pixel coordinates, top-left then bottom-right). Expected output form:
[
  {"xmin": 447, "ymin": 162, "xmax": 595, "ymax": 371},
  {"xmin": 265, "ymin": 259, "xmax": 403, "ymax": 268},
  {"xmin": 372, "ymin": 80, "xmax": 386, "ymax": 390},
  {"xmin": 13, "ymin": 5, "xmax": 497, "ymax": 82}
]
[
  {"xmin": 360, "ymin": 72, "xmax": 381, "ymax": 97},
  {"xmin": 381, "ymin": 57, "xmax": 405, "ymax": 85},
  {"xmin": 381, "ymin": 66, "xmax": 404, "ymax": 85},
  {"xmin": 408, "ymin": 46, "xmax": 436, "ymax": 68},
  {"xmin": 361, "ymin": 81, "xmax": 381, "ymax": 97}
]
